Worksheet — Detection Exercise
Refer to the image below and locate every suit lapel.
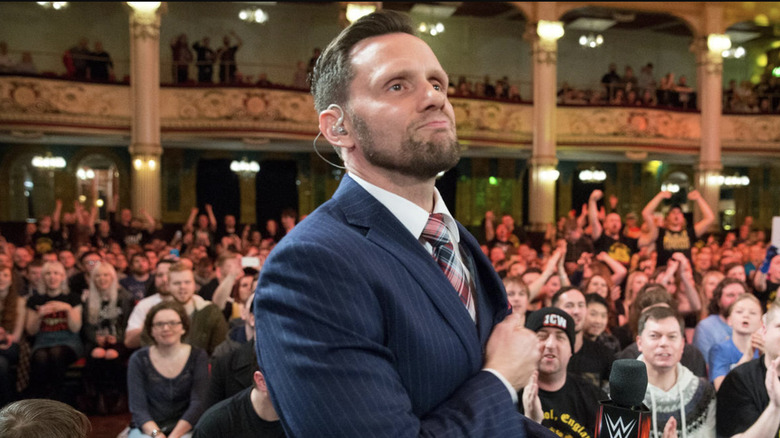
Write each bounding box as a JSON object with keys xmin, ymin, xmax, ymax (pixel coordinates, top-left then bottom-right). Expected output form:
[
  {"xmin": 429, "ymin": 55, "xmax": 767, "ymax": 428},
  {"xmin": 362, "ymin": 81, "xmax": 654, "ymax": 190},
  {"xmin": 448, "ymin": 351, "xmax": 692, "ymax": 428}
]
[
  {"xmin": 458, "ymin": 224, "xmax": 509, "ymax": 345},
  {"xmin": 333, "ymin": 176, "xmax": 482, "ymax": 367}
]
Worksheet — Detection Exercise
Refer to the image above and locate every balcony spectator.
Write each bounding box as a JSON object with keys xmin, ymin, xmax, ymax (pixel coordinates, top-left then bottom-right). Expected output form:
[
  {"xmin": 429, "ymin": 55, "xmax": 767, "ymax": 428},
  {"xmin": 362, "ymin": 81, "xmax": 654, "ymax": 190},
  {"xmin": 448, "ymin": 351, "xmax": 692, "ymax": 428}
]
[
  {"xmin": 600, "ymin": 62, "xmax": 621, "ymax": 99},
  {"xmin": 65, "ymin": 37, "xmax": 90, "ymax": 80},
  {"xmin": 508, "ymin": 84, "xmax": 522, "ymax": 102},
  {"xmin": 88, "ymin": 41, "xmax": 113, "ymax": 82},
  {"xmin": 641, "ymin": 89, "xmax": 658, "ymax": 107},
  {"xmin": 675, "ymin": 75, "xmax": 693, "ymax": 108},
  {"xmin": 192, "ymin": 37, "xmax": 215, "ymax": 84},
  {"xmin": 217, "ymin": 31, "xmax": 243, "ymax": 84},
  {"xmin": 621, "ymin": 65, "xmax": 638, "ymax": 93},
  {"xmin": 609, "ymin": 88, "xmax": 626, "ymax": 106},
  {"xmin": 13, "ymin": 52, "xmax": 36, "ymax": 75},
  {"xmin": 637, "ymin": 62, "xmax": 656, "ymax": 95},
  {"xmin": 658, "ymin": 72, "xmax": 677, "ymax": 106},
  {"xmin": 625, "ymin": 89, "xmax": 641, "ymax": 106},
  {"xmin": 292, "ymin": 60, "xmax": 308, "ymax": 89},
  {"xmin": 306, "ymin": 47, "xmax": 320, "ymax": 77},
  {"xmin": 483, "ymin": 75, "xmax": 496, "ymax": 97},
  {"xmin": 0, "ymin": 42, "xmax": 13, "ymax": 73},
  {"xmin": 170, "ymin": 34, "xmax": 193, "ymax": 84}
]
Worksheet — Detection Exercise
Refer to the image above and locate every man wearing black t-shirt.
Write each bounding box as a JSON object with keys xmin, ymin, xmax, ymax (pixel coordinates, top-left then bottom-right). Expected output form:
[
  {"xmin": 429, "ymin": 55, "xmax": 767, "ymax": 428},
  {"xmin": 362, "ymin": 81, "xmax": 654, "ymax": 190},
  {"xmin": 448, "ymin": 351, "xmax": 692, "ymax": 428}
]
[
  {"xmin": 552, "ymin": 286, "xmax": 614, "ymax": 390},
  {"xmin": 519, "ymin": 308, "xmax": 605, "ymax": 438},
  {"xmin": 754, "ymin": 251, "xmax": 780, "ymax": 311},
  {"xmin": 717, "ymin": 304, "xmax": 780, "ymax": 437},
  {"xmin": 588, "ymin": 190, "xmax": 637, "ymax": 268},
  {"xmin": 639, "ymin": 190, "xmax": 714, "ymax": 268},
  {"xmin": 193, "ymin": 369, "xmax": 284, "ymax": 438}
]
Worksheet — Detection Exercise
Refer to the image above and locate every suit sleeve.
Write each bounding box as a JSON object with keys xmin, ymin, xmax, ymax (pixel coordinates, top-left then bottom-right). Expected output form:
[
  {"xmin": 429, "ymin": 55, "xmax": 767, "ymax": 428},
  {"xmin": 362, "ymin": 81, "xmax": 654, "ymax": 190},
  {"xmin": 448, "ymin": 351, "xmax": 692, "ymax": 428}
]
[{"xmin": 255, "ymin": 238, "xmax": 544, "ymax": 438}]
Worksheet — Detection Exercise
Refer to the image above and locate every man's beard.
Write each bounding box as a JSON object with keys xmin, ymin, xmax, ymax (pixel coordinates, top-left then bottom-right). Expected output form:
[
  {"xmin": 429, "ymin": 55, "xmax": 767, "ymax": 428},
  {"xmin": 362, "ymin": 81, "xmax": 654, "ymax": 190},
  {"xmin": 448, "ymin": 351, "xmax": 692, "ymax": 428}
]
[{"xmin": 351, "ymin": 113, "xmax": 460, "ymax": 180}]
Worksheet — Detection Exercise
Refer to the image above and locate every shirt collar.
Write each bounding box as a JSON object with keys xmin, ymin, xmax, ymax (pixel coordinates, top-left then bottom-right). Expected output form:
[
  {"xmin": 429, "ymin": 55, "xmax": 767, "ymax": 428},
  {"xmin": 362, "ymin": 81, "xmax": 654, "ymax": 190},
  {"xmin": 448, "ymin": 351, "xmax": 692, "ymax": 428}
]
[{"xmin": 349, "ymin": 173, "xmax": 460, "ymax": 243}]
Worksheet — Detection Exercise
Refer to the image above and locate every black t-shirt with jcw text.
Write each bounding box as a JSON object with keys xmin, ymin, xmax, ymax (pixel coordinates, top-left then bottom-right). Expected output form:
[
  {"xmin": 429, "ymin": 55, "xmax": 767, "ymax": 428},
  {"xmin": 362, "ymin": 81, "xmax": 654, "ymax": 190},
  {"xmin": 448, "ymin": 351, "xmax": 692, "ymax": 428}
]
[{"xmin": 518, "ymin": 373, "xmax": 606, "ymax": 438}]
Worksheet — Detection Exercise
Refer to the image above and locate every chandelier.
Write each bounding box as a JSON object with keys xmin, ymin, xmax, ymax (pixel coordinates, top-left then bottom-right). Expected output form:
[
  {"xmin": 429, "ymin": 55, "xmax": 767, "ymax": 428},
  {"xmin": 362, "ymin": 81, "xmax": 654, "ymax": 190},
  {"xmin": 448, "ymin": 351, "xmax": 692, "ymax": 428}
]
[
  {"xmin": 579, "ymin": 33, "xmax": 604, "ymax": 48},
  {"xmin": 231, "ymin": 159, "xmax": 260, "ymax": 178},
  {"xmin": 239, "ymin": 8, "xmax": 268, "ymax": 24},
  {"xmin": 418, "ymin": 22, "xmax": 445, "ymax": 36}
]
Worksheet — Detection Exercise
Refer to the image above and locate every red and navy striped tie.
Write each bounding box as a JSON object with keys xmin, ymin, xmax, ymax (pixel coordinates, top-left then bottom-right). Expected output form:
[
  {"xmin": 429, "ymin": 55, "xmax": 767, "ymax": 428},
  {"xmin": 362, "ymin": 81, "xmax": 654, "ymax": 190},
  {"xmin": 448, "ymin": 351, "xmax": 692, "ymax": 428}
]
[{"xmin": 421, "ymin": 213, "xmax": 472, "ymax": 310}]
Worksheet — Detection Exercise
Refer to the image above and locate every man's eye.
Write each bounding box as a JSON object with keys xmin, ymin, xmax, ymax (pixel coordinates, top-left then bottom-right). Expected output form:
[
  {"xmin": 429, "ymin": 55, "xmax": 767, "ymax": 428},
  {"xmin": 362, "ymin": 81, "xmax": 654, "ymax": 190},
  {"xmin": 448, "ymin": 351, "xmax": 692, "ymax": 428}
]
[
  {"xmin": 389, "ymin": 84, "xmax": 402, "ymax": 91},
  {"xmin": 433, "ymin": 84, "xmax": 442, "ymax": 91}
]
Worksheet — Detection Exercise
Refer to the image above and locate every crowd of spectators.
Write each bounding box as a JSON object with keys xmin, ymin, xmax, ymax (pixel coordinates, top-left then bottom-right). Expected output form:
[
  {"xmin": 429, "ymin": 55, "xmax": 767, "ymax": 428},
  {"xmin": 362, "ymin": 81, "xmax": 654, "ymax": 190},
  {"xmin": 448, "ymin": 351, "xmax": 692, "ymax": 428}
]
[
  {"xmin": 0, "ymin": 195, "xmax": 298, "ymax": 435},
  {"xmin": 724, "ymin": 76, "xmax": 780, "ymax": 114},
  {"xmin": 481, "ymin": 188, "xmax": 780, "ymax": 437},
  {"xmin": 0, "ymin": 181, "xmax": 778, "ymax": 436}
]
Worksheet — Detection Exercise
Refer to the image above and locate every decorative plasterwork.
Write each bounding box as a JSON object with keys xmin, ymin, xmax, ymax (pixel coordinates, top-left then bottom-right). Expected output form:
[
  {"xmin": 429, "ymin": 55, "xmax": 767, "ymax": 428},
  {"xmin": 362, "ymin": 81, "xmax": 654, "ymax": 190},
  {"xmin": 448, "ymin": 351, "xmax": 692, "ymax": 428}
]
[{"xmin": 1, "ymin": 76, "xmax": 779, "ymax": 157}]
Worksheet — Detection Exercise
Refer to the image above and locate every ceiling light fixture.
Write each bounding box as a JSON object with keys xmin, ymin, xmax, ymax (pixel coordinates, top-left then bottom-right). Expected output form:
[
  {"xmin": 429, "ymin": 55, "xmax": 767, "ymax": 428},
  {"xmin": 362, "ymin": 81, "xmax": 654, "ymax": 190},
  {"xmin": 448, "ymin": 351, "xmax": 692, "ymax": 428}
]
[
  {"xmin": 37, "ymin": 1, "xmax": 68, "ymax": 10},
  {"xmin": 239, "ymin": 8, "xmax": 268, "ymax": 24},
  {"xmin": 419, "ymin": 22, "xmax": 445, "ymax": 36},
  {"xmin": 578, "ymin": 33, "xmax": 604, "ymax": 48}
]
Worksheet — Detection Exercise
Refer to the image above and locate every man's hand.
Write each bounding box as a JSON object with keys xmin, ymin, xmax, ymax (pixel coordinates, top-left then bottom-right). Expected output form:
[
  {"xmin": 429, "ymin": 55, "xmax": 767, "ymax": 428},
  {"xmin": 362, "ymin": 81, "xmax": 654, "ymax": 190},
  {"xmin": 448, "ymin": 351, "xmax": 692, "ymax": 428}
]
[
  {"xmin": 751, "ymin": 331, "xmax": 765, "ymax": 355},
  {"xmin": 484, "ymin": 312, "xmax": 540, "ymax": 391},
  {"xmin": 662, "ymin": 416, "xmax": 678, "ymax": 438},
  {"xmin": 589, "ymin": 190, "xmax": 603, "ymax": 203},
  {"xmin": 687, "ymin": 190, "xmax": 701, "ymax": 201},
  {"xmin": 767, "ymin": 356, "xmax": 780, "ymax": 408},
  {"xmin": 521, "ymin": 371, "xmax": 543, "ymax": 423}
]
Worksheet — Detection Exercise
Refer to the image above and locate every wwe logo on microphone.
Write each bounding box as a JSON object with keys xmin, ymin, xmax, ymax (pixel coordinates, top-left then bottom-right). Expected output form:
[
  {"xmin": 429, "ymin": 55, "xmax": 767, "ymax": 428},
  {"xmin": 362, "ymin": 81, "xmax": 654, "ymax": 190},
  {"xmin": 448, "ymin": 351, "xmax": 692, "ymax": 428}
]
[{"xmin": 605, "ymin": 414, "xmax": 636, "ymax": 438}]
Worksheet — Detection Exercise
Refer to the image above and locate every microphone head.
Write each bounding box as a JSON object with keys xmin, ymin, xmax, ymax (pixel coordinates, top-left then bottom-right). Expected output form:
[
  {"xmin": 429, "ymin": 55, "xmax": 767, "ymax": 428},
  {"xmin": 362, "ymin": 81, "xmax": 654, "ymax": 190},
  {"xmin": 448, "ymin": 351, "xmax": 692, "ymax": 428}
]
[{"xmin": 609, "ymin": 359, "xmax": 648, "ymax": 408}]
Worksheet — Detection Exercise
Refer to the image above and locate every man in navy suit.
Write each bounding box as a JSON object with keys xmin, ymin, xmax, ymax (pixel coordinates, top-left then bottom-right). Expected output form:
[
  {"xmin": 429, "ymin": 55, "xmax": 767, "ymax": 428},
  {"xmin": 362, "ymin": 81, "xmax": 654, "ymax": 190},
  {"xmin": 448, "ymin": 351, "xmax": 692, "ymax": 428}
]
[{"xmin": 254, "ymin": 10, "xmax": 550, "ymax": 437}]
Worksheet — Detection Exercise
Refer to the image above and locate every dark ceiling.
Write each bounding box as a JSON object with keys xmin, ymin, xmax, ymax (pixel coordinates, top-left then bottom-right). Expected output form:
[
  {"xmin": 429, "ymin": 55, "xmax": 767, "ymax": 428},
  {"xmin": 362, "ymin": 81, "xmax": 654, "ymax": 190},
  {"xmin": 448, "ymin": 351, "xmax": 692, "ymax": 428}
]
[{"xmin": 381, "ymin": 2, "xmax": 778, "ymax": 41}]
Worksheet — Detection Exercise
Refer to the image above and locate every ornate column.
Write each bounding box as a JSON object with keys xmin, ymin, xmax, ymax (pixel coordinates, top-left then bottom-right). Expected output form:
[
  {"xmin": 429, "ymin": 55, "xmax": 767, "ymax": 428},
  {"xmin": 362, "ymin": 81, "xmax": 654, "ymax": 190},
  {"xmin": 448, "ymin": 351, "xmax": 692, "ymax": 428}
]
[
  {"xmin": 695, "ymin": 32, "xmax": 729, "ymax": 227},
  {"xmin": 528, "ymin": 17, "xmax": 563, "ymax": 230},
  {"xmin": 128, "ymin": 2, "xmax": 163, "ymax": 220}
]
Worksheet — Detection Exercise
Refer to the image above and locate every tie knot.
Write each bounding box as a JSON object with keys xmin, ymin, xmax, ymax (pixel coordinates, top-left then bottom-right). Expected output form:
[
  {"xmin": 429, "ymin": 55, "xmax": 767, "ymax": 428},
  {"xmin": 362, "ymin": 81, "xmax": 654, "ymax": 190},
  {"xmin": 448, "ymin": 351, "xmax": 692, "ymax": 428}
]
[{"xmin": 421, "ymin": 213, "xmax": 450, "ymax": 247}]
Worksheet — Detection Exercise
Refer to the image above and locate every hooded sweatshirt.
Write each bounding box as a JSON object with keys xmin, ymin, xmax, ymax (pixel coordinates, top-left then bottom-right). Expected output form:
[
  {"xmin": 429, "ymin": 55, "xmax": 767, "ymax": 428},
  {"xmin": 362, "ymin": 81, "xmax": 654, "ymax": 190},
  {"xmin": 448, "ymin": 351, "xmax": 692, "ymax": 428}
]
[{"xmin": 638, "ymin": 356, "xmax": 716, "ymax": 438}]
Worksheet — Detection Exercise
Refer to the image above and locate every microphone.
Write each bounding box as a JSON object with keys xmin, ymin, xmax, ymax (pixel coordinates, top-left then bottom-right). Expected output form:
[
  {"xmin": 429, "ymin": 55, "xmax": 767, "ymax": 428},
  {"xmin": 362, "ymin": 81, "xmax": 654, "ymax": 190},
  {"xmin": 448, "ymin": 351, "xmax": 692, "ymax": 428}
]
[{"xmin": 595, "ymin": 359, "xmax": 652, "ymax": 438}]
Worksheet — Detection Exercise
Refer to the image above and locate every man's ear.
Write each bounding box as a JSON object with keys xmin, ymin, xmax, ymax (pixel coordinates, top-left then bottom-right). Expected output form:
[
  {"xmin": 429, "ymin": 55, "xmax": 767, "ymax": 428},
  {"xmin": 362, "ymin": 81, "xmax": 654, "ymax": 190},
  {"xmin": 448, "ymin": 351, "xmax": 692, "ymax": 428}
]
[{"xmin": 318, "ymin": 107, "xmax": 354, "ymax": 150}]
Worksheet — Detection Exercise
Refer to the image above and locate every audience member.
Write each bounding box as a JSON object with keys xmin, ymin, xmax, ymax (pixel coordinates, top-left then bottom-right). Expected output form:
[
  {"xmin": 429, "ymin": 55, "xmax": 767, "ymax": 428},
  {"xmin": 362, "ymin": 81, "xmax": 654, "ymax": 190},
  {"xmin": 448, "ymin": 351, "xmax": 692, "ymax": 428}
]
[
  {"xmin": 120, "ymin": 253, "xmax": 153, "ymax": 302},
  {"xmin": 168, "ymin": 263, "xmax": 227, "ymax": 356},
  {"xmin": 24, "ymin": 261, "xmax": 83, "ymax": 400},
  {"xmin": 708, "ymin": 293, "xmax": 762, "ymax": 390},
  {"xmin": 637, "ymin": 306, "xmax": 716, "ymax": 437},
  {"xmin": 693, "ymin": 278, "xmax": 747, "ymax": 362},
  {"xmin": 87, "ymin": 41, "xmax": 113, "ymax": 81},
  {"xmin": 217, "ymin": 31, "xmax": 243, "ymax": 84},
  {"xmin": 194, "ymin": 366, "xmax": 283, "ymax": 438},
  {"xmin": 66, "ymin": 37, "xmax": 90, "ymax": 79},
  {"xmin": 170, "ymin": 34, "xmax": 193, "ymax": 84},
  {"xmin": 716, "ymin": 302, "xmax": 780, "ymax": 437},
  {"xmin": 552, "ymin": 286, "xmax": 613, "ymax": 390},
  {"xmin": 127, "ymin": 301, "xmax": 208, "ymax": 438},
  {"xmin": 0, "ymin": 398, "xmax": 91, "ymax": 438},
  {"xmin": 14, "ymin": 52, "xmax": 36, "ymax": 75},
  {"xmin": 0, "ymin": 41, "xmax": 14, "ymax": 72},
  {"xmin": 124, "ymin": 259, "xmax": 174, "ymax": 349},
  {"xmin": 0, "ymin": 265, "xmax": 25, "ymax": 407},
  {"xmin": 639, "ymin": 190, "xmax": 715, "ymax": 268},
  {"xmin": 81, "ymin": 262, "xmax": 134, "ymax": 414},
  {"xmin": 519, "ymin": 307, "xmax": 605, "ymax": 437},
  {"xmin": 753, "ymin": 246, "xmax": 780, "ymax": 310},
  {"xmin": 192, "ymin": 37, "xmax": 215, "ymax": 84}
]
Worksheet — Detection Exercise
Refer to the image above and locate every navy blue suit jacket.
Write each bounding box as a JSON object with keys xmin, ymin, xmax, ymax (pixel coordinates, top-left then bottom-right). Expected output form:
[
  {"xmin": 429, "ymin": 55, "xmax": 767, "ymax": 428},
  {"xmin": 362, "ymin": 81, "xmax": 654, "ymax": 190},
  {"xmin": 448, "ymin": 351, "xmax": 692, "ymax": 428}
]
[{"xmin": 255, "ymin": 175, "xmax": 553, "ymax": 437}]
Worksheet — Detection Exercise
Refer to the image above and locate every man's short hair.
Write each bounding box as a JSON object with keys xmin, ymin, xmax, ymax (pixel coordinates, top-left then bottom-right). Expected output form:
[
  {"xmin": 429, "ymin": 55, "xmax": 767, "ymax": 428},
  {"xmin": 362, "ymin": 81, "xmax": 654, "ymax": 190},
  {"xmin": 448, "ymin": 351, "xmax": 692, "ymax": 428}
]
[
  {"xmin": 129, "ymin": 252, "xmax": 149, "ymax": 265},
  {"xmin": 585, "ymin": 293, "xmax": 609, "ymax": 309},
  {"xmin": 310, "ymin": 10, "xmax": 415, "ymax": 113},
  {"xmin": 168, "ymin": 262, "xmax": 193, "ymax": 276},
  {"xmin": 637, "ymin": 306, "xmax": 684, "ymax": 336},
  {"xmin": 551, "ymin": 286, "xmax": 583, "ymax": 307},
  {"xmin": 0, "ymin": 399, "xmax": 91, "ymax": 438}
]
